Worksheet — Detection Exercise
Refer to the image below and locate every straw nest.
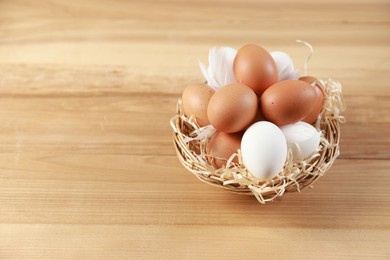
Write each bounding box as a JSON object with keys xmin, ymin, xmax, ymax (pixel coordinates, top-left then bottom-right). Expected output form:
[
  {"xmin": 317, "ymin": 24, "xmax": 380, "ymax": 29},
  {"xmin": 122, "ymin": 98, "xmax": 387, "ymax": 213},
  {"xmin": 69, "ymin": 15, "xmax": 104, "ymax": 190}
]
[{"xmin": 170, "ymin": 79, "xmax": 345, "ymax": 204}]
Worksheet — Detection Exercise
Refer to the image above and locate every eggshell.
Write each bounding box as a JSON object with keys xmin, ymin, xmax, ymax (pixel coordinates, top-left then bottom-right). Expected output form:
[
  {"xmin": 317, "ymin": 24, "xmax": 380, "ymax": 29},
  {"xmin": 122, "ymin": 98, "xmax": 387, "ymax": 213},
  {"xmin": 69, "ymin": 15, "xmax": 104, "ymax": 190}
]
[
  {"xmin": 299, "ymin": 76, "xmax": 326, "ymax": 124},
  {"xmin": 280, "ymin": 121, "xmax": 321, "ymax": 160},
  {"xmin": 182, "ymin": 83, "xmax": 214, "ymax": 126},
  {"xmin": 241, "ymin": 121, "xmax": 287, "ymax": 180},
  {"xmin": 270, "ymin": 51, "xmax": 299, "ymax": 81},
  {"xmin": 207, "ymin": 83, "xmax": 257, "ymax": 133},
  {"xmin": 207, "ymin": 131, "xmax": 243, "ymax": 168},
  {"xmin": 233, "ymin": 44, "xmax": 278, "ymax": 95},
  {"xmin": 261, "ymin": 80, "xmax": 318, "ymax": 126}
]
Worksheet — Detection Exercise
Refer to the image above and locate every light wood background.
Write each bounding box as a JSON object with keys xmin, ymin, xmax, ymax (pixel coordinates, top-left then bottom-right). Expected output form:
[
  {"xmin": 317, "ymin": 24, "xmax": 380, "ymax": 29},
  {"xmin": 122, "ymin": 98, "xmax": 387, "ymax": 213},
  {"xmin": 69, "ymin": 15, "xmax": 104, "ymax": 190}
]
[{"xmin": 0, "ymin": 0, "xmax": 389, "ymax": 259}]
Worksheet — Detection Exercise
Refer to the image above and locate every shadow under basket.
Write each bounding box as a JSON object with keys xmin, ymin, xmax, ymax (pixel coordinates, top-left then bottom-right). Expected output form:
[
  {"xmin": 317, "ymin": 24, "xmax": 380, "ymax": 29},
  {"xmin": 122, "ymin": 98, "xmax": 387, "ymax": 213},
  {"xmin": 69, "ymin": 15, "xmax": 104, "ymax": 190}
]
[{"xmin": 170, "ymin": 79, "xmax": 345, "ymax": 204}]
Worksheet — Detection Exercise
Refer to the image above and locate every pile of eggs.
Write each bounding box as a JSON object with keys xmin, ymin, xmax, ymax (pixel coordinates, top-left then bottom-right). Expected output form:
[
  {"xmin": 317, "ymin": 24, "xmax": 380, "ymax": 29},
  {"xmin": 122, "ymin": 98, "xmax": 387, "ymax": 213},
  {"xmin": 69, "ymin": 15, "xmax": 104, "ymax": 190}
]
[{"xmin": 181, "ymin": 44, "xmax": 325, "ymax": 181}]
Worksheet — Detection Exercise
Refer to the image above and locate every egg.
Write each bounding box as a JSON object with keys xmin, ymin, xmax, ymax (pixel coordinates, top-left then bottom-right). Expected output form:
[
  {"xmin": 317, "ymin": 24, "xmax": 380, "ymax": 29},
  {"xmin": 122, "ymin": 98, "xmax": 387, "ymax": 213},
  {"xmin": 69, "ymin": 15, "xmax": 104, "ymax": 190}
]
[
  {"xmin": 233, "ymin": 44, "xmax": 278, "ymax": 95},
  {"xmin": 280, "ymin": 121, "xmax": 321, "ymax": 160},
  {"xmin": 182, "ymin": 83, "xmax": 214, "ymax": 127},
  {"xmin": 207, "ymin": 131, "xmax": 243, "ymax": 168},
  {"xmin": 270, "ymin": 51, "xmax": 299, "ymax": 81},
  {"xmin": 207, "ymin": 83, "xmax": 257, "ymax": 133},
  {"xmin": 261, "ymin": 80, "xmax": 318, "ymax": 126},
  {"xmin": 299, "ymin": 76, "xmax": 326, "ymax": 124},
  {"xmin": 241, "ymin": 121, "xmax": 287, "ymax": 180}
]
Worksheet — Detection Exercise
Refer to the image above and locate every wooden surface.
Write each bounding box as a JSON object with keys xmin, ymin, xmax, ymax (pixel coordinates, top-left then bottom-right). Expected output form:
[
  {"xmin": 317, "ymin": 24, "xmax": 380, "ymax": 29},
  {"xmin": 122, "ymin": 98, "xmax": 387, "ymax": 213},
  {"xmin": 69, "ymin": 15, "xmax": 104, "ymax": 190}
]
[{"xmin": 0, "ymin": 0, "xmax": 389, "ymax": 259}]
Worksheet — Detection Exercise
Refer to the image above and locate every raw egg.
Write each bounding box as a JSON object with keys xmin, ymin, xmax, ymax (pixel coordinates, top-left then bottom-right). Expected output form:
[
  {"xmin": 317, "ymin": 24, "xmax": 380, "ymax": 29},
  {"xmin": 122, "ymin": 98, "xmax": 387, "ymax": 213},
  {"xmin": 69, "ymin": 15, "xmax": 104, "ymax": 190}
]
[
  {"xmin": 280, "ymin": 121, "xmax": 321, "ymax": 161},
  {"xmin": 207, "ymin": 131, "xmax": 243, "ymax": 168},
  {"xmin": 207, "ymin": 83, "xmax": 257, "ymax": 133},
  {"xmin": 241, "ymin": 121, "xmax": 287, "ymax": 180},
  {"xmin": 261, "ymin": 80, "xmax": 318, "ymax": 126},
  {"xmin": 182, "ymin": 83, "xmax": 214, "ymax": 127},
  {"xmin": 233, "ymin": 44, "xmax": 278, "ymax": 95},
  {"xmin": 299, "ymin": 76, "xmax": 325, "ymax": 124}
]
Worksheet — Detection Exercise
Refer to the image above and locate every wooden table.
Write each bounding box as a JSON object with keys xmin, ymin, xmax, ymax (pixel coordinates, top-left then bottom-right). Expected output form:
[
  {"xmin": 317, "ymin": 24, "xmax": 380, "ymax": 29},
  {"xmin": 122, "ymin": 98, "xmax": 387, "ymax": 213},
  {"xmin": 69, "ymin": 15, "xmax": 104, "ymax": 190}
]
[{"xmin": 0, "ymin": 0, "xmax": 389, "ymax": 259}]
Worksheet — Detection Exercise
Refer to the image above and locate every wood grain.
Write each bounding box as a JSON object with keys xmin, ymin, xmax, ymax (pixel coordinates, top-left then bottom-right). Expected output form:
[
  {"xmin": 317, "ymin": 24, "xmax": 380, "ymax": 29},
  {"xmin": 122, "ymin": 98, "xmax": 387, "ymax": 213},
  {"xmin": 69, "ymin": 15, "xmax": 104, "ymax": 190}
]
[{"xmin": 0, "ymin": 0, "xmax": 389, "ymax": 259}]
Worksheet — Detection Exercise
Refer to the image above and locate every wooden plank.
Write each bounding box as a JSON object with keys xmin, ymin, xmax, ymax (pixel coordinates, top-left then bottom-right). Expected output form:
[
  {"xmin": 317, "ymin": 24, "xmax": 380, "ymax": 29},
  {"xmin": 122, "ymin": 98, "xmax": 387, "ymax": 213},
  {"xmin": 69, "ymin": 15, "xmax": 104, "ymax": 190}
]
[
  {"xmin": 0, "ymin": 94, "xmax": 388, "ymax": 158},
  {"xmin": 0, "ymin": 224, "xmax": 389, "ymax": 259},
  {"xmin": 0, "ymin": 158, "xmax": 389, "ymax": 230},
  {"xmin": 1, "ymin": 62, "xmax": 389, "ymax": 96}
]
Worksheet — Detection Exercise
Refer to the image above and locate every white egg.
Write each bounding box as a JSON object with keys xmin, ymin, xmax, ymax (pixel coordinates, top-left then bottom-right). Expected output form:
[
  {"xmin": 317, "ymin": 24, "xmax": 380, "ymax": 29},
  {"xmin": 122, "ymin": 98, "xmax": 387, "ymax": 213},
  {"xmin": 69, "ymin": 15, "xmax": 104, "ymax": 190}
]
[
  {"xmin": 280, "ymin": 121, "xmax": 321, "ymax": 160},
  {"xmin": 241, "ymin": 121, "xmax": 287, "ymax": 180},
  {"xmin": 270, "ymin": 51, "xmax": 299, "ymax": 81}
]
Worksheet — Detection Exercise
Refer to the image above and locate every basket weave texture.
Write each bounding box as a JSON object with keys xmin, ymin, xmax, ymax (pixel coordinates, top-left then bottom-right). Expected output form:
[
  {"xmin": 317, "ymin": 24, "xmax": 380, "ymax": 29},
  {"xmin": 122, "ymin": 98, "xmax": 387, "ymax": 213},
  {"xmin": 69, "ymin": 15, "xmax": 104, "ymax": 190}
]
[{"xmin": 170, "ymin": 79, "xmax": 345, "ymax": 204}]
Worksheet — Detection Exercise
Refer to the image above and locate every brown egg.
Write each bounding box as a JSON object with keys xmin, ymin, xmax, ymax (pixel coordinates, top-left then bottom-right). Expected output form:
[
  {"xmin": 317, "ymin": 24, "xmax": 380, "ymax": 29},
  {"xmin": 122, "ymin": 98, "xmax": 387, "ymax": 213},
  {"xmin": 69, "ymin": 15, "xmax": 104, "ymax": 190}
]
[
  {"xmin": 182, "ymin": 83, "xmax": 214, "ymax": 127},
  {"xmin": 261, "ymin": 80, "xmax": 318, "ymax": 126},
  {"xmin": 207, "ymin": 83, "xmax": 257, "ymax": 133},
  {"xmin": 299, "ymin": 76, "xmax": 326, "ymax": 124},
  {"xmin": 233, "ymin": 44, "xmax": 278, "ymax": 96},
  {"xmin": 207, "ymin": 131, "xmax": 243, "ymax": 168}
]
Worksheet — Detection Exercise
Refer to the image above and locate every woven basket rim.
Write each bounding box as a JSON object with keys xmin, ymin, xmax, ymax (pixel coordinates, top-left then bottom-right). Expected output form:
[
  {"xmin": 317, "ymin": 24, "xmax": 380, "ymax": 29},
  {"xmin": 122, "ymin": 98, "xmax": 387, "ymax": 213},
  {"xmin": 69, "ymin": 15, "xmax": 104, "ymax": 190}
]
[{"xmin": 170, "ymin": 78, "xmax": 345, "ymax": 204}]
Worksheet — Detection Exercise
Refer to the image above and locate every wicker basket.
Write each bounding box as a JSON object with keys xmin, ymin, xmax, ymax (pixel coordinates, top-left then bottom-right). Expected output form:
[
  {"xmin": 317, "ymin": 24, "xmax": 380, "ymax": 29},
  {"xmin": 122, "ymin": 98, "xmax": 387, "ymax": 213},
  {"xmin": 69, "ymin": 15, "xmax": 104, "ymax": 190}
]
[{"xmin": 170, "ymin": 79, "xmax": 345, "ymax": 204}]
